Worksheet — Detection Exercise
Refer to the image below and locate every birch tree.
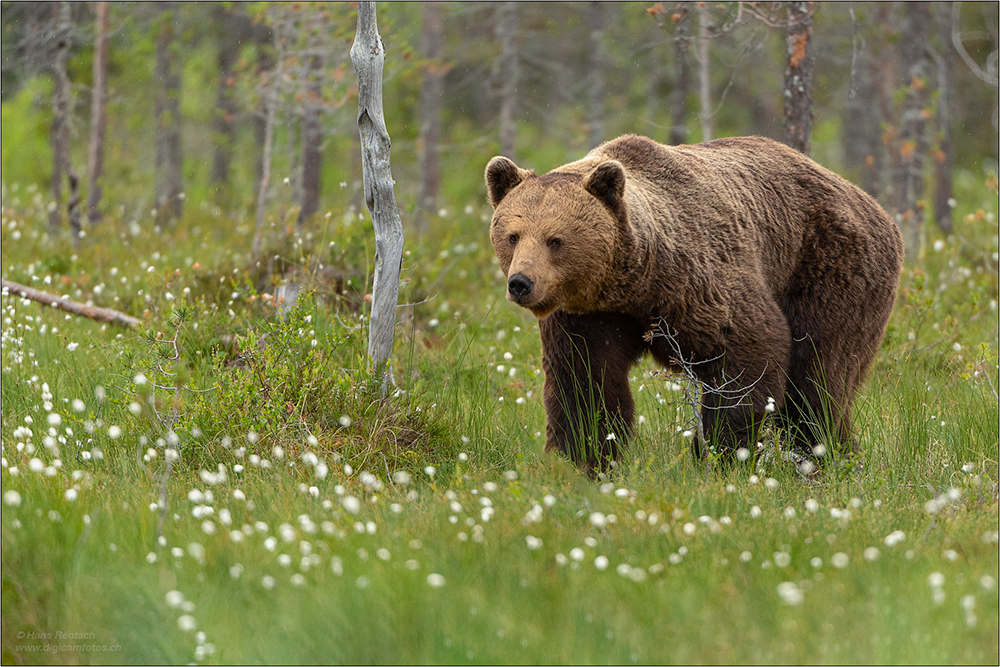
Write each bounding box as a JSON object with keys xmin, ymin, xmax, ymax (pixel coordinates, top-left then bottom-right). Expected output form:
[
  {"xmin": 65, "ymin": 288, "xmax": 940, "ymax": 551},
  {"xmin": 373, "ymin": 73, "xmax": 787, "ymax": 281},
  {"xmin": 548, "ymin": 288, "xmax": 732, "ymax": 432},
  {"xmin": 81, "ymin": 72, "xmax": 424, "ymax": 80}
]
[{"xmin": 351, "ymin": 1, "xmax": 405, "ymax": 396}]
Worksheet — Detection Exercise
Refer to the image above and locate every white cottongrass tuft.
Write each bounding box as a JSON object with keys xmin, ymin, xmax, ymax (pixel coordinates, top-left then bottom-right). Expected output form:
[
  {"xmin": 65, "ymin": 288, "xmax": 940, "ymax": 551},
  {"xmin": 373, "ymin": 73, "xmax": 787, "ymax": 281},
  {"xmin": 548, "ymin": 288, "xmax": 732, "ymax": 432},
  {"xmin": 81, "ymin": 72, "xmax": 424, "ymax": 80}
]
[
  {"xmin": 426, "ymin": 573, "xmax": 446, "ymax": 588},
  {"xmin": 776, "ymin": 581, "xmax": 804, "ymax": 605},
  {"xmin": 342, "ymin": 496, "xmax": 360, "ymax": 514}
]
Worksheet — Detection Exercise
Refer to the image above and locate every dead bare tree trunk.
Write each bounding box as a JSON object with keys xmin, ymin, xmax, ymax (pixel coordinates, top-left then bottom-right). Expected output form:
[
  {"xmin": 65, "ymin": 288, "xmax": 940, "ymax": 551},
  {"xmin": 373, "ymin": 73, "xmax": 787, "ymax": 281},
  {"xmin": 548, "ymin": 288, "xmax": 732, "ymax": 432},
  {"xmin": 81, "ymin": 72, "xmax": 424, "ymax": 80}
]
[
  {"xmin": 416, "ymin": 1, "xmax": 444, "ymax": 237},
  {"xmin": 586, "ymin": 1, "xmax": 606, "ymax": 149},
  {"xmin": 895, "ymin": 1, "xmax": 932, "ymax": 258},
  {"xmin": 352, "ymin": 1, "xmax": 405, "ymax": 396},
  {"xmin": 86, "ymin": 1, "xmax": 109, "ymax": 226},
  {"xmin": 298, "ymin": 53, "xmax": 324, "ymax": 228},
  {"xmin": 933, "ymin": 1, "xmax": 956, "ymax": 234},
  {"xmin": 153, "ymin": 2, "xmax": 183, "ymax": 225},
  {"xmin": 783, "ymin": 1, "xmax": 814, "ymax": 155},
  {"xmin": 697, "ymin": 2, "xmax": 712, "ymax": 142},
  {"xmin": 49, "ymin": 2, "xmax": 72, "ymax": 234},
  {"xmin": 496, "ymin": 2, "xmax": 519, "ymax": 159}
]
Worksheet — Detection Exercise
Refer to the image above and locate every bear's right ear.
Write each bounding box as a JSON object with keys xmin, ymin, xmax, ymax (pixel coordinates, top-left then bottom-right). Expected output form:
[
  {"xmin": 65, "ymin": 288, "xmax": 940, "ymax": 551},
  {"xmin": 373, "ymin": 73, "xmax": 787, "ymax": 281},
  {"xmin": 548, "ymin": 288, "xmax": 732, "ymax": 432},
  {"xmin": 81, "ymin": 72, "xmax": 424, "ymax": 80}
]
[
  {"xmin": 583, "ymin": 160, "xmax": 626, "ymax": 215},
  {"xmin": 485, "ymin": 156, "xmax": 532, "ymax": 208}
]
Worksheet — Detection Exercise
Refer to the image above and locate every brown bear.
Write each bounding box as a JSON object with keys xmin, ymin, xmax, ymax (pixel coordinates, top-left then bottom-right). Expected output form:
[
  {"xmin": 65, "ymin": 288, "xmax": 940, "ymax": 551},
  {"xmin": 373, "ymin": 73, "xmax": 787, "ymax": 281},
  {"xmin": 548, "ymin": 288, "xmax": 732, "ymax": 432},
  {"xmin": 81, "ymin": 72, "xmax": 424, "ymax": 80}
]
[{"xmin": 485, "ymin": 134, "xmax": 904, "ymax": 473}]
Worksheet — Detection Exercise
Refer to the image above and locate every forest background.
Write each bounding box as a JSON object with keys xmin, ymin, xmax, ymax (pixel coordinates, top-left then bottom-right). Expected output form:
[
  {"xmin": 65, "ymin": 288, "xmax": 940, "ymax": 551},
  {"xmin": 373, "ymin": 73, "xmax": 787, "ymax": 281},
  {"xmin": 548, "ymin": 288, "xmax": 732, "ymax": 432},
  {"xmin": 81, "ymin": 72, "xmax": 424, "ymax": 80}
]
[
  {"xmin": 0, "ymin": 2, "xmax": 998, "ymax": 665},
  {"xmin": 2, "ymin": 1, "xmax": 997, "ymax": 250}
]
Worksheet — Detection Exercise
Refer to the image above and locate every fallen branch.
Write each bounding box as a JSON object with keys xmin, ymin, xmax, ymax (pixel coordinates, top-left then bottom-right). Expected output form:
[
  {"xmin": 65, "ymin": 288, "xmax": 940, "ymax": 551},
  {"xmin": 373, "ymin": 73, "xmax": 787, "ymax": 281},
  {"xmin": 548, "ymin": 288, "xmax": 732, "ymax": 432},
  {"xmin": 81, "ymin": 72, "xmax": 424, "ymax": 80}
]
[{"xmin": 1, "ymin": 278, "xmax": 140, "ymax": 329}]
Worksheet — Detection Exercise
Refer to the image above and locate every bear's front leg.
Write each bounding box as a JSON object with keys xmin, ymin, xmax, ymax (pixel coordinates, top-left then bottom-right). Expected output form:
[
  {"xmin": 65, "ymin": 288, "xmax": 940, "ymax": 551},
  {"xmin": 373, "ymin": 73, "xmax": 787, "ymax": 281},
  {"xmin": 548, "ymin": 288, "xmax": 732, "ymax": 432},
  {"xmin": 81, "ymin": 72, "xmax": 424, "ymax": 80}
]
[{"xmin": 539, "ymin": 310, "xmax": 647, "ymax": 473}]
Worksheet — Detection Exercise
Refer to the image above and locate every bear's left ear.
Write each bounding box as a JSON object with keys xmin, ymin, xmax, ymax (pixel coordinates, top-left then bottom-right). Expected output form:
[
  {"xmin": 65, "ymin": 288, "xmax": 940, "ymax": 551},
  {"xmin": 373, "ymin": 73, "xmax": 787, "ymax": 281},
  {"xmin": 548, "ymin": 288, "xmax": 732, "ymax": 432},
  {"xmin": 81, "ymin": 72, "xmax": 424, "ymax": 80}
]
[
  {"xmin": 584, "ymin": 160, "xmax": 626, "ymax": 216},
  {"xmin": 485, "ymin": 156, "xmax": 533, "ymax": 208}
]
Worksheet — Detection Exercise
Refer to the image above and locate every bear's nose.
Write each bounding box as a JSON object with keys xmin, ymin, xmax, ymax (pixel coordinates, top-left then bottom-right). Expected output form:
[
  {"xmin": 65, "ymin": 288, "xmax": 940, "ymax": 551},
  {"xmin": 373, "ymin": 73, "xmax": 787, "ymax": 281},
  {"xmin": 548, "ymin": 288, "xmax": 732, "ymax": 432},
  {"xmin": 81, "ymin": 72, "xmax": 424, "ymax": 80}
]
[{"xmin": 507, "ymin": 273, "xmax": 534, "ymax": 298}]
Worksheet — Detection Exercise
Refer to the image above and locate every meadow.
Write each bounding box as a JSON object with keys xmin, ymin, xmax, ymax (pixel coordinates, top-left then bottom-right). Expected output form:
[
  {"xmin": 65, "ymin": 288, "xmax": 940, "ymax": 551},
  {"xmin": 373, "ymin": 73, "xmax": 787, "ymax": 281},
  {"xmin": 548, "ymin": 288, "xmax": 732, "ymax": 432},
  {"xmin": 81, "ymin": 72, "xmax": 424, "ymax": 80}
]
[{"xmin": 1, "ymin": 168, "xmax": 998, "ymax": 664}]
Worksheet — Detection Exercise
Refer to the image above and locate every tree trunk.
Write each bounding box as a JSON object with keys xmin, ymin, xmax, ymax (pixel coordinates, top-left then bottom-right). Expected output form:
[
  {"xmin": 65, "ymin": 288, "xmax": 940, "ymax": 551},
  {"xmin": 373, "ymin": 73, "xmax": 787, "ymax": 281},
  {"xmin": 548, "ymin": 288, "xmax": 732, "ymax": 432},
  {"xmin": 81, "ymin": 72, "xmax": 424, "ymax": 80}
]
[
  {"xmin": 153, "ymin": 2, "xmax": 183, "ymax": 225},
  {"xmin": 67, "ymin": 169, "xmax": 82, "ymax": 246},
  {"xmin": 645, "ymin": 22, "xmax": 662, "ymax": 125},
  {"xmin": 783, "ymin": 1, "xmax": 813, "ymax": 155},
  {"xmin": 895, "ymin": 1, "xmax": 931, "ymax": 257},
  {"xmin": 586, "ymin": 1, "xmax": 606, "ymax": 149},
  {"xmin": 298, "ymin": 53, "xmax": 323, "ymax": 228},
  {"xmin": 843, "ymin": 9, "xmax": 883, "ymax": 199},
  {"xmin": 932, "ymin": 1, "xmax": 955, "ymax": 234},
  {"xmin": 875, "ymin": 2, "xmax": 901, "ymax": 211},
  {"xmin": 416, "ymin": 0, "xmax": 444, "ymax": 237},
  {"xmin": 86, "ymin": 1, "xmax": 109, "ymax": 226},
  {"xmin": 496, "ymin": 2, "xmax": 518, "ymax": 159},
  {"xmin": 697, "ymin": 2, "xmax": 712, "ymax": 142},
  {"xmin": 252, "ymin": 37, "xmax": 274, "ymax": 190},
  {"xmin": 49, "ymin": 2, "xmax": 72, "ymax": 234},
  {"xmin": 351, "ymin": 1, "xmax": 405, "ymax": 396},
  {"xmin": 670, "ymin": 2, "xmax": 693, "ymax": 145},
  {"xmin": 252, "ymin": 51, "xmax": 281, "ymax": 261},
  {"xmin": 210, "ymin": 6, "xmax": 240, "ymax": 200}
]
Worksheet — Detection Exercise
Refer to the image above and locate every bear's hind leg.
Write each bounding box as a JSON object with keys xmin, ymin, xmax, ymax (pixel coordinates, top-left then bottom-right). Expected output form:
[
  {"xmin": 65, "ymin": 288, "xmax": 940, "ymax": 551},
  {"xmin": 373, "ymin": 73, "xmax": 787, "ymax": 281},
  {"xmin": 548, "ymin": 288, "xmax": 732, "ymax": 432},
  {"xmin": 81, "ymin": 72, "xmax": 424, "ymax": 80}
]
[
  {"xmin": 540, "ymin": 310, "xmax": 647, "ymax": 473},
  {"xmin": 780, "ymin": 327, "xmax": 864, "ymax": 457},
  {"xmin": 689, "ymin": 292, "xmax": 792, "ymax": 460},
  {"xmin": 780, "ymin": 246, "xmax": 898, "ymax": 457}
]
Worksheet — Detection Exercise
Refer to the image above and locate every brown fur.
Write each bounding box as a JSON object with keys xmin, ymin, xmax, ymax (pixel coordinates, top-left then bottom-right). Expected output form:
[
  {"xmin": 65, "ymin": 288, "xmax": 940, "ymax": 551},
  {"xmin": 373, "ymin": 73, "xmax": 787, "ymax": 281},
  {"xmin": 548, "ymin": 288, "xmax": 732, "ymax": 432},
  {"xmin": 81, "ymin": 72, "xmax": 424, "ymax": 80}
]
[{"xmin": 486, "ymin": 135, "xmax": 904, "ymax": 472}]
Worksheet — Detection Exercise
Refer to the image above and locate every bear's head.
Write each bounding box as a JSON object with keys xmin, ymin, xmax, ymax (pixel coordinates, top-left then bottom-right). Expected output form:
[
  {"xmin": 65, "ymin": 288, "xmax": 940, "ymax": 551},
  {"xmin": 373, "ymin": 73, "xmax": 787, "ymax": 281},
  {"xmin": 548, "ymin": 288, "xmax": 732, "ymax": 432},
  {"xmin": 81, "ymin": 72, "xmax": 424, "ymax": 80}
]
[{"xmin": 485, "ymin": 156, "xmax": 629, "ymax": 319}]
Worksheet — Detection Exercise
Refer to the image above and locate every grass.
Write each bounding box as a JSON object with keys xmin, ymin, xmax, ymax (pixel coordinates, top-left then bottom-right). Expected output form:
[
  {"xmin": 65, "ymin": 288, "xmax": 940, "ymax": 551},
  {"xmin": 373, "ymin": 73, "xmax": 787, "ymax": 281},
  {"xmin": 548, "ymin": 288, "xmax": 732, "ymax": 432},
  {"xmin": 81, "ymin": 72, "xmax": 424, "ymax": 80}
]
[{"xmin": 1, "ymin": 177, "xmax": 998, "ymax": 665}]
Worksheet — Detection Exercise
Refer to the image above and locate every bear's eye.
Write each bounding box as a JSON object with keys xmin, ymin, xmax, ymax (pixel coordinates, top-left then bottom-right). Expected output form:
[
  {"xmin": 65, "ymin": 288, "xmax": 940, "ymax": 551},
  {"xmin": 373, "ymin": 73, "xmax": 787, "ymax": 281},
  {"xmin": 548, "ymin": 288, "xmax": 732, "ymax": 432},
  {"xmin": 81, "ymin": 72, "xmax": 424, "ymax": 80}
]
[
  {"xmin": 548, "ymin": 238, "xmax": 562, "ymax": 249},
  {"xmin": 508, "ymin": 233, "xmax": 518, "ymax": 246}
]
